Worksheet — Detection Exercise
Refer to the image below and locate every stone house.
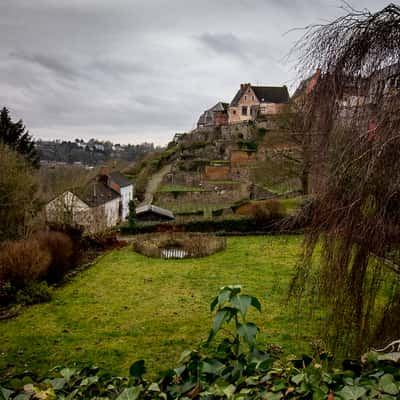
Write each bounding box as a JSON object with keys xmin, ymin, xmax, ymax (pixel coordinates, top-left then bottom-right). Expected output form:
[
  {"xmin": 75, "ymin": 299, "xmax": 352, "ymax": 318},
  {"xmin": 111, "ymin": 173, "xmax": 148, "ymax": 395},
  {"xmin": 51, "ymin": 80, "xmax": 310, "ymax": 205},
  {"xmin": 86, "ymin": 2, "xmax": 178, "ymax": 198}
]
[
  {"xmin": 46, "ymin": 169, "xmax": 134, "ymax": 231},
  {"xmin": 197, "ymin": 102, "xmax": 229, "ymax": 128},
  {"xmin": 45, "ymin": 181, "xmax": 121, "ymax": 232},
  {"xmin": 228, "ymin": 83, "xmax": 289, "ymax": 124}
]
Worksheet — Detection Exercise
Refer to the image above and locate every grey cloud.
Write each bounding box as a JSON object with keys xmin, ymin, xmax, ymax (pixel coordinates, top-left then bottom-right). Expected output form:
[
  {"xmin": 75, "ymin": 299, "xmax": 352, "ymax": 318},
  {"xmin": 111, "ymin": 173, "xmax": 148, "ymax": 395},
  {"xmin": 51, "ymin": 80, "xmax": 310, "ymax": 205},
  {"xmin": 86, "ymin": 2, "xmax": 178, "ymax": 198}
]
[
  {"xmin": 89, "ymin": 59, "xmax": 153, "ymax": 77},
  {"xmin": 197, "ymin": 33, "xmax": 245, "ymax": 58},
  {"xmin": 0, "ymin": 0, "xmax": 386, "ymax": 145},
  {"xmin": 9, "ymin": 51, "xmax": 80, "ymax": 80}
]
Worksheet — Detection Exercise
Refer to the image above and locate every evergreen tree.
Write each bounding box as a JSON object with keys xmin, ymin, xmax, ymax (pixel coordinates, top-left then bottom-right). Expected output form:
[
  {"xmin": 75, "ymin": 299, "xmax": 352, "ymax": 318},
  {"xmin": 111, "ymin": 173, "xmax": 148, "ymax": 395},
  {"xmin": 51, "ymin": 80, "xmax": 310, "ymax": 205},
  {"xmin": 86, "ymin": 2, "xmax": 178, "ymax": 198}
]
[
  {"xmin": 128, "ymin": 199, "xmax": 136, "ymax": 229},
  {"xmin": 0, "ymin": 107, "xmax": 39, "ymax": 167}
]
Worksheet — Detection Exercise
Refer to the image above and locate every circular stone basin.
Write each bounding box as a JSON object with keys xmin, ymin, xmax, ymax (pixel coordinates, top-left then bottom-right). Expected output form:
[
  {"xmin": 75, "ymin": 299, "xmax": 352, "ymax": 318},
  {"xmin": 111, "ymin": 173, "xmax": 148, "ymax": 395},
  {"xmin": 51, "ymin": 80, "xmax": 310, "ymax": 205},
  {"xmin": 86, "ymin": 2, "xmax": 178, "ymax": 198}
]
[{"xmin": 132, "ymin": 232, "xmax": 226, "ymax": 259}]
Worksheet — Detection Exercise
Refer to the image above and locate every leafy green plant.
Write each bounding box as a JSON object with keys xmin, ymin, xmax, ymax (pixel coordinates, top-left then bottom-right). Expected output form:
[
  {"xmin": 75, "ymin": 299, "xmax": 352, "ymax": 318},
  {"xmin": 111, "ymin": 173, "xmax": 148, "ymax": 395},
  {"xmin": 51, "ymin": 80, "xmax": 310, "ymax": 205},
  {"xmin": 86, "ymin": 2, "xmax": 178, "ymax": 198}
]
[
  {"xmin": 128, "ymin": 200, "xmax": 136, "ymax": 230},
  {"xmin": 14, "ymin": 281, "xmax": 52, "ymax": 305},
  {"xmin": 207, "ymin": 285, "xmax": 261, "ymax": 355},
  {"xmin": 2, "ymin": 287, "xmax": 400, "ymax": 399}
]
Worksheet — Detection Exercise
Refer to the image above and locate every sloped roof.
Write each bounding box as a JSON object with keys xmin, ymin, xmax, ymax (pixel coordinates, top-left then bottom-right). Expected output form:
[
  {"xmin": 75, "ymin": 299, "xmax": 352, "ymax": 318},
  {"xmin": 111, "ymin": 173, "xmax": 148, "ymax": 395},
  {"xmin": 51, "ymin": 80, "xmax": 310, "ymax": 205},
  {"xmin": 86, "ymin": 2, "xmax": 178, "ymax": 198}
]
[
  {"xmin": 136, "ymin": 204, "xmax": 174, "ymax": 219},
  {"xmin": 109, "ymin": 171, "xmax": 132, "ymax": 188},
  {"xmin": 209, "ymin": 102, "xmax": 229, "ymax": 112},
  {"xmin": 74, "ymin": 180, "xmax": 120, "ymax": 207},
  {"xmin": 252, "ymin": 86, "xmax": 289, "ymax": 103},
  {"xmin": 197, "ymin": 102, "xmax": 229, "ymax": 126},
  {"xmin": 230, "ymin": 84, "xmax": 289, "ymax": 106}
]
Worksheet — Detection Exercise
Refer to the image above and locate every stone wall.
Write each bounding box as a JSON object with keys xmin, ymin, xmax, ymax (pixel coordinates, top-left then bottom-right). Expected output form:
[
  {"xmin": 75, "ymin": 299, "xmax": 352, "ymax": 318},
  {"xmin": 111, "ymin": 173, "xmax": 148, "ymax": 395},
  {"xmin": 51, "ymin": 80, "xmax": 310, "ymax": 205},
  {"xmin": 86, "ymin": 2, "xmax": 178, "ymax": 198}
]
[
  {"xmin": 230, "ymin": 150, "xmax": 258, "ymax": 165},
  {"xmin": 203, "ymin": 165, "xmax": 231, "ymax": 180},
  {"xmin": 154, "ymin": 183, "xmax": 250, "ymax": 207}
]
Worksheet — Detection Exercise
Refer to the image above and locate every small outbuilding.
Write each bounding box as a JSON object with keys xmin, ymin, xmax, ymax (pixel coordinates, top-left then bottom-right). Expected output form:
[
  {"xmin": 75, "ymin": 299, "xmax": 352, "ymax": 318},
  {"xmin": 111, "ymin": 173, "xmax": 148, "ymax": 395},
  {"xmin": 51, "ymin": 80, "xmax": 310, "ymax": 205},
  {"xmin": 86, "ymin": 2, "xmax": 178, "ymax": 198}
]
[{"xmin": 136, "ymin": 204, "xmax": 175, "ymax": 222}]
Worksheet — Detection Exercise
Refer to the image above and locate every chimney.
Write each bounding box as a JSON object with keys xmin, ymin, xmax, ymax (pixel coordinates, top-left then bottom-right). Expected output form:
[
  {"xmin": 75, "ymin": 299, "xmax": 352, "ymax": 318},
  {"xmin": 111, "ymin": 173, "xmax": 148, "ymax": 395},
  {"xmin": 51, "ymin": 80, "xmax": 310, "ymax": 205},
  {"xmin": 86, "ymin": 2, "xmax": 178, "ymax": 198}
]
[
  {"xmin": 98, "ymin": 165, "xmax": 109, "ymax": 185},
  {"xmin": 100, "ymin": 165, "xmax": 109, "ymax": 177}
]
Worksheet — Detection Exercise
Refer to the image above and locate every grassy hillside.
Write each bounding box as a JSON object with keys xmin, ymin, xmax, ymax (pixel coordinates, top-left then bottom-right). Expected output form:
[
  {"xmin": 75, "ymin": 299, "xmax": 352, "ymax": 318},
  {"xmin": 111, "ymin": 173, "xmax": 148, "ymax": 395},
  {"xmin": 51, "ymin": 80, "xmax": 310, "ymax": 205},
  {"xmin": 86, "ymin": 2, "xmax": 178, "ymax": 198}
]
[{"xmin": 0, "ymin": 235, "xmax": 321, "ymax": 379}]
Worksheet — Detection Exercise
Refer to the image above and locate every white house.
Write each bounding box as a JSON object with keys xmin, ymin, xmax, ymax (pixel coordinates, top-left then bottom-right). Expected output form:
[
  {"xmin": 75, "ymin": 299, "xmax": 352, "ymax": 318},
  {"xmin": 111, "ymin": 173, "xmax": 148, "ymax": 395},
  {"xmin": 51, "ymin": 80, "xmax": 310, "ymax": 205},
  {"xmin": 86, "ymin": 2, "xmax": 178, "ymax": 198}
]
[
  {"xmin": 46, "ymin": 180, "xmax": 121, "ymax": 232},
  {"xmin": 108, "ymin": 171, "xmax": 134, "ymax": 220}
]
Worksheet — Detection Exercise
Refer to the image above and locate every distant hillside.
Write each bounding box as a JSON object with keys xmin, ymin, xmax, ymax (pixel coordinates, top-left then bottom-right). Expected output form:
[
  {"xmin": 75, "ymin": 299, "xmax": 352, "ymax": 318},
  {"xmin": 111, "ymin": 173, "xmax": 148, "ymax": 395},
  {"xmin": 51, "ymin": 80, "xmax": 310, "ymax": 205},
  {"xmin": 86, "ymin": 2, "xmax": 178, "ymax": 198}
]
[
  {"xmin": 37, "ymin": 139, "xmax": 158, "ymax": 166},
  {"xmin": 125, "ymin": 118, "xmax": 302, "ymax": 211}
]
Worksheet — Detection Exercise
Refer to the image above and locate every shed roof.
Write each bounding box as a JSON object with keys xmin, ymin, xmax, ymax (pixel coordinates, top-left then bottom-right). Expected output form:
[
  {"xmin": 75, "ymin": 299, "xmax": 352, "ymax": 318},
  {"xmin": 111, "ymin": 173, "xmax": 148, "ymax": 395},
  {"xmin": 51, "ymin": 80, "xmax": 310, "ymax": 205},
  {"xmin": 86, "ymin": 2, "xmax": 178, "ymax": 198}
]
[
  {"xmin": 136, "ymin": 204, "xmax": 174, "ymax": 219},
  {"xmin": 109, "ymin": 171, "xmax": 132, "ymax": 188}
]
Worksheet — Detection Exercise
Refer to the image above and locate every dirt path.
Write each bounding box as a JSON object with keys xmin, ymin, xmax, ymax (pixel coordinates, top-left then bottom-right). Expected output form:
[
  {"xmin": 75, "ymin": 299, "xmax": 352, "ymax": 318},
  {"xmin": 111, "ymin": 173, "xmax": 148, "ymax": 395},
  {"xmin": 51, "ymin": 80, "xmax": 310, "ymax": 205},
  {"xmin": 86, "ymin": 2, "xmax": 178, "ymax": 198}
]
[{"xmin": 139, "ymin": 163, "xmax": 172, "ymax": 206}]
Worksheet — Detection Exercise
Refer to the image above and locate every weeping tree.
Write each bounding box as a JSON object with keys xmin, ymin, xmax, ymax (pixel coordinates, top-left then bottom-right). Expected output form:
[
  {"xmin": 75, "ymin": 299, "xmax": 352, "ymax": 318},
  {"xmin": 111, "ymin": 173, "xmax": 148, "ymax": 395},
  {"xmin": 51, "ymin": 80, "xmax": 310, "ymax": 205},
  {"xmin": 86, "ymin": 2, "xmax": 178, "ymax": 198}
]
[{"xmin": 290, "ymin": 3, "xmax": 400, "ymax": 355}]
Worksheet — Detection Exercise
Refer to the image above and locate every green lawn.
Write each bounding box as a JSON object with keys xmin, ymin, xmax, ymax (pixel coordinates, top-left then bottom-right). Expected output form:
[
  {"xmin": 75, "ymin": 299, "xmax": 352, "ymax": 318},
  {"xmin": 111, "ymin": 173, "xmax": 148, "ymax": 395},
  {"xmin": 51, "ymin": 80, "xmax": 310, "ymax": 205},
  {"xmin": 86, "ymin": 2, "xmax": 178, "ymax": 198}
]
[
  {"xmin": 278, "ymin": 196, "xmax": 307, "ymax": 214},
  {"xmin": 0, "ymin": 236, "xmax": 320, "ymax": 379}
]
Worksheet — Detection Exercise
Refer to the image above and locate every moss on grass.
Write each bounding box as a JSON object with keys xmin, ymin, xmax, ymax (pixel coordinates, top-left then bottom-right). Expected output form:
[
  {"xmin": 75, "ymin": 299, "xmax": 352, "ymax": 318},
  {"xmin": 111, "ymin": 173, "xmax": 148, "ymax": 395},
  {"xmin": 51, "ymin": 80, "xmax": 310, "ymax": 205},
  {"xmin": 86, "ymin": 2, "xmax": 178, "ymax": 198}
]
[{"xmin": 0, "ymin": 236, "xmax": 319, "ymax": 379}]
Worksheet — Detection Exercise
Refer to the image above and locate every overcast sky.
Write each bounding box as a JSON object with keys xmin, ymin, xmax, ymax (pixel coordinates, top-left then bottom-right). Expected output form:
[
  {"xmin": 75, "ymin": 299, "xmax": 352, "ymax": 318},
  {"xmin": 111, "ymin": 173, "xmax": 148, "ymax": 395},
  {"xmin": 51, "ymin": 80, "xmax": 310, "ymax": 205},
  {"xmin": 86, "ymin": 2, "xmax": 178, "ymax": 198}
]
[{"xmin": 0, "ymin": 0, "xmax": 386, "ymax": 145}]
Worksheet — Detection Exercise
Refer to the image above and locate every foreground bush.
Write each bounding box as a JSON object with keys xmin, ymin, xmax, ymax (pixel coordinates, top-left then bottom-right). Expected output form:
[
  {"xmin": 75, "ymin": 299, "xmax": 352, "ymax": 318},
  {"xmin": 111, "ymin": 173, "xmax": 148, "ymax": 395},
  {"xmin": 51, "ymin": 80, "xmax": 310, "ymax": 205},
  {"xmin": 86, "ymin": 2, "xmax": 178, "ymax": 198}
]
[
  {"xmin": 0, "ymin": 239, "xmax": 51, "ymax": 287},
  {"xmin": 1, "ymin": 286, "xmax": 399, "ymax": 399},
  {"xmin": 35, "ymin": 231, "xmax": 75, "ymax": 283},
  {"xmin": 0, "ymin": 231, "xmax": 79, "ymax": 306}
]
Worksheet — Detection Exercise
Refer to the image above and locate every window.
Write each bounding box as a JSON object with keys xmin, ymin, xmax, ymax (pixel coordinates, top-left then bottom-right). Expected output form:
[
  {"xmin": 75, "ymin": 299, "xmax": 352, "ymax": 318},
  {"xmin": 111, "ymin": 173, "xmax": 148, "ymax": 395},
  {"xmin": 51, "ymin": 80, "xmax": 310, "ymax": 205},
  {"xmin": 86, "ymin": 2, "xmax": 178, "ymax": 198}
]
[
  {"xmin": 242, "ymin": 106, "xmax": 247, "ymax": 116},
  {"xmin": 233, "ymin": 110, "xmax": 236, "ymax": 115},
  {"xmin": 251, "ymin": 95, "xmax": 255, "ymax": 101},
  {"xmin": 244, "ymin": 95, "xmax": 247, "ymax": 100}
]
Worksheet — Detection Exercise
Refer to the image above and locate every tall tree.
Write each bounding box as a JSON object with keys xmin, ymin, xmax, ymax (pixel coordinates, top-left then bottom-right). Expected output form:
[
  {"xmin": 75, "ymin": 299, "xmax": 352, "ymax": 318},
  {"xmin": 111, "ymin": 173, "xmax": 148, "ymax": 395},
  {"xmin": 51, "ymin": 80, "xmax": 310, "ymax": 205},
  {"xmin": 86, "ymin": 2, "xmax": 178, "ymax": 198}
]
[
  {"xmin": 290, "ymin": 3, "xmax": 400, "ymax": 355},
  {"xmin": 0, "ymin": 144, "xmax": 40, "ymax": 240},
  {"xmin": 0, "ymin": 107, "xmax": 39, "ymax": 167}
]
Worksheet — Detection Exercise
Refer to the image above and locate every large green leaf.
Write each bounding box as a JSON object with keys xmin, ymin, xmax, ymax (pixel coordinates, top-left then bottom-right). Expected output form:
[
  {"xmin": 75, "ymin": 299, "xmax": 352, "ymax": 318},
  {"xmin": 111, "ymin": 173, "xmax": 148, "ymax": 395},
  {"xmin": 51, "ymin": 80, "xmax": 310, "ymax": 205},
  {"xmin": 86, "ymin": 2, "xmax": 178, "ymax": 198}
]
[
  {"xmin": 116, "ymin": 386, "xmax": 142, "ymax": 400},
  {"xmin": 0, "ymin": 387, "xmax": 14, "ymax": 400},
  {"xmin": 210, "ymin": 296, "xmax": 218, "ymax": 311},
  {"xmin": 60, "ymin": 368, "xmax": 76, "ymax": 383},
  {"xmin": 79, "ymin": 376, "xmax": 98, "ymax": 386},
  {"xmin": 218, "ymin": 288, "xmax": 232, "ymax": 306},
  {"xmin": 250, "ymin": 296, "xmax": 261, "ymax": 312},
  {"xmin": 201, "ymin": 359, "xmax": 225, "ymax": 375},
  {"xmin": 50, "ymin": 378, "xmax": 66, "ymax": 390},
  {"xmin": 231, "ymin": 295, "xmax": 252, "ymax": 316},
  {"xmin": 129, "ymin": 360, "xmax": 146, "ymax": 379},
  {"xmin": 207, "ymin": 309, "xmax": 229, "ymax": 342},
  {"xmin": 336, "ymin": 385, "xmax": 366, "ymax": 400},
  {"xmin": 223, "ymin": 384, "xmax": 236, "ymax": 399},
  {"xmin": 237, "ymin": 323, "xmax": 258, "ymax": 346},
  {"xmin": 291, "ymin": 373, "xmax": 305, "ymax": 385},
  {"xmin": 379, "ymin": 374, "xmax": 399, "ymax": 396}
]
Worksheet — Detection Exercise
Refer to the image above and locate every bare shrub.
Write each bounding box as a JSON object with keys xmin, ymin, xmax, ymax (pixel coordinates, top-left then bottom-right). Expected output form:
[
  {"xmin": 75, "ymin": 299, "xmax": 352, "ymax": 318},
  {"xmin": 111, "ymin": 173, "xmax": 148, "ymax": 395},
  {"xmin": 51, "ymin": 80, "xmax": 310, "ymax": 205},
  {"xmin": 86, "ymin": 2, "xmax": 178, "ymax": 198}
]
[
  {"xmin": 82, "ymin": 229, "xmax": 119, "ymax": 250},
  {"xmin": 236, "ymin": 200, "xmax": 286, "ymax": 223},
  {"xmin": 35, "ymin": 231, "xmax": 75, "ymax": 283},
  {"xmin": 132, "ymin": 233, "xmax": 226, "ymax": 258},
  {"xmin": 0, "ymin": 239, "xmax": 51, "ymax": 287}
]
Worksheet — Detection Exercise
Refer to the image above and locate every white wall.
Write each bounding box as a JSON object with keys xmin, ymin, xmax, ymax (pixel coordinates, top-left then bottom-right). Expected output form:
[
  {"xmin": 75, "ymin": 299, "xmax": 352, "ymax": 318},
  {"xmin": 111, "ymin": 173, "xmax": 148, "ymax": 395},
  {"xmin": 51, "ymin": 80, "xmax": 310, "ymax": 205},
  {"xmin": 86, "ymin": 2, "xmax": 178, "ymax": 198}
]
[
  {"xmin": 120, "ymin": 184, "xmax": 133, "ymax": 220},
  {"xmin": 104, "ymin": 197, "xmax": 121, "ymax": 227},
  {"xmin": 46, "ymin": 191, "xmax": 89, "ymax": 224}
]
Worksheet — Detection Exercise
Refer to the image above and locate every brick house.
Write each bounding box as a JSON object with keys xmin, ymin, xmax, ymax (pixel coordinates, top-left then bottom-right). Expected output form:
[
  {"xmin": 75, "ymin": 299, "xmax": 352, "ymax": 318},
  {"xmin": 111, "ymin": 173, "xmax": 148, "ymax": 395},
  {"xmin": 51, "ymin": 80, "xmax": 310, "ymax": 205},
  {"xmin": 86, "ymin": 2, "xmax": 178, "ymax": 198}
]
[
  {"xmin": 197, "ymin": 102, "xmax": 229, "ymax": 128},
  {"xmin": 228, "ymin": 83, "xmax": 289, "ymax": 124}
]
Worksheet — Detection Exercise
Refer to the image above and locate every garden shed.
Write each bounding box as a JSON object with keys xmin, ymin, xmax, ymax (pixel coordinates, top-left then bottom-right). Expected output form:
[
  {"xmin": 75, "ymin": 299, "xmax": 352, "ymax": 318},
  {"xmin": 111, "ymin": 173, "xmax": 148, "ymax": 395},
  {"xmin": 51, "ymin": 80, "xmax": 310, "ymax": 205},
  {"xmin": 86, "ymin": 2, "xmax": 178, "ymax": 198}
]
[{"xmin": 136, "ymin": 204, "xmax": 175, "ymax": 222}]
